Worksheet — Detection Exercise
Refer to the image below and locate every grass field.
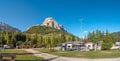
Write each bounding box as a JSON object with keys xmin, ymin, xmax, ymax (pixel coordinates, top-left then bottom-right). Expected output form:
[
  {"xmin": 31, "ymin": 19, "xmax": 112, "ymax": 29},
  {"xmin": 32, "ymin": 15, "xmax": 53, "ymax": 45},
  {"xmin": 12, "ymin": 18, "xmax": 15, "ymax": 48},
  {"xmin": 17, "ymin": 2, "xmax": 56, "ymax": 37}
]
[
  {"xmin": 0, "ymin": 49, "xmax": 43, "ymax": 61},
  {"xmin": 35, "ymin": 48, "xmax": 120, "ymax": 58}
]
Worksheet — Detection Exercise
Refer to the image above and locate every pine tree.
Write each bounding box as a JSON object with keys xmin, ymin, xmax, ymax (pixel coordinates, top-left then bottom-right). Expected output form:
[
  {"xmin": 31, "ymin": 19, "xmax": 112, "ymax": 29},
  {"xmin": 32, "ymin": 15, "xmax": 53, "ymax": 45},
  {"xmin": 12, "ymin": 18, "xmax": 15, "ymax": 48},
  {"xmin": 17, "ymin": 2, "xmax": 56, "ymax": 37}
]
[
  {"xmin": 50, "ymin": 36, "xmax": 56, "ymax": 48},
  {"xmin": 10, "ymin": 32, "xmax": 16, "ymax": 47},
  {"xmin": 5, "ymin": 31, "xmax": 10, "ymax": 44},
  {"xmin": 102, "ymin": 29, "xmax": 113, "ymax": 50},
  {"xmin": 37, "ymin": 35, "xmax": 43, "ymax": 47}
]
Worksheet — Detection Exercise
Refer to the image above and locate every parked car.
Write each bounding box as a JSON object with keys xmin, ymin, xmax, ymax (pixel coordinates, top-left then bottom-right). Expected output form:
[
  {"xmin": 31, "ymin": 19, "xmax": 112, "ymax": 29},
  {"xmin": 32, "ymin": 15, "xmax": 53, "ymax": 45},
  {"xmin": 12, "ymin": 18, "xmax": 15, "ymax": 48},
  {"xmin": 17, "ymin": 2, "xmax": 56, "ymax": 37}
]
[{"xmin": 4, "ymin": 45, "xmax": 11, "ymax": 49}]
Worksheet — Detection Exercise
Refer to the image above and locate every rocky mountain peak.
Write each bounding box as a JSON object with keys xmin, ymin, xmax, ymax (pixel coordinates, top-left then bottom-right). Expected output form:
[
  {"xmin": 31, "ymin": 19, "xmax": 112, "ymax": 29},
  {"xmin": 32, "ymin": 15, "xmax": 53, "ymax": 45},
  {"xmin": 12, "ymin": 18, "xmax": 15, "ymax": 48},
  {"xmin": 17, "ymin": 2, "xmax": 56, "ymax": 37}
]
[
  {"xmin": 0, "ymin": 22, "xmax": 20, "ymax": 31},
  {"xmin": 42, "ymin": 17, "xmax": 65, "ymax": 31}
]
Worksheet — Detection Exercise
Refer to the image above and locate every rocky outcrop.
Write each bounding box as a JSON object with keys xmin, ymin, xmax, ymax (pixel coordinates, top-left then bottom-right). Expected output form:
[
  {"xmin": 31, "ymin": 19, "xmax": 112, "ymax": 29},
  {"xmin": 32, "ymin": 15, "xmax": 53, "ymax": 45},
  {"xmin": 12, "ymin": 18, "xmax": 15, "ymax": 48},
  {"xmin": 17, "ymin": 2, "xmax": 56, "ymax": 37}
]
[{"xmin": 42, "ymin": 17, "xmax": 64, "ymax": 31}]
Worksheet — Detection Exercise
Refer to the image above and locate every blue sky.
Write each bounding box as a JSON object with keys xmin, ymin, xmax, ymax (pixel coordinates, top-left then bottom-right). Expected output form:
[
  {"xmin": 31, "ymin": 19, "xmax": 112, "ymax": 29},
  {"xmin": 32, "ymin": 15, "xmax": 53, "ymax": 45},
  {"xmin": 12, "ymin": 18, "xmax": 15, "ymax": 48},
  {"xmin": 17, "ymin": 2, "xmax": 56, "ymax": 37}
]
[{"xmin": 0, "ymin": 0, "xmax": 120, "ymax": 37}]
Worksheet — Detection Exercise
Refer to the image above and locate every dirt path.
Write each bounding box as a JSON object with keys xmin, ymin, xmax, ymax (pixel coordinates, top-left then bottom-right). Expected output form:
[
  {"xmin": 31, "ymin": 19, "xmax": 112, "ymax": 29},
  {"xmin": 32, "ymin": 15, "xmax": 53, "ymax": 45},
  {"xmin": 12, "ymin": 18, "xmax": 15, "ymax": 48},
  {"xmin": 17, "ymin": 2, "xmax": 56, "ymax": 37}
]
[{"xmin": 24, "ymin": 49, "xmax": 120, "ymax": 61}]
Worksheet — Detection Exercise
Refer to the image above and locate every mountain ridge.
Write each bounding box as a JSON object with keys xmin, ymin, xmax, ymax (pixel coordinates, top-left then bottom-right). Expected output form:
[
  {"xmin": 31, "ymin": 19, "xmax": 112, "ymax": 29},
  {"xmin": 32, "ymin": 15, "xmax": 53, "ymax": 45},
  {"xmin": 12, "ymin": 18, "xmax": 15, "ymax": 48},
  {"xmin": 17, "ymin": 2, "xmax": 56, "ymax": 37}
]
[{"xmin": 0, "ymin": 22, "xmax": 20, "ymax": 32}]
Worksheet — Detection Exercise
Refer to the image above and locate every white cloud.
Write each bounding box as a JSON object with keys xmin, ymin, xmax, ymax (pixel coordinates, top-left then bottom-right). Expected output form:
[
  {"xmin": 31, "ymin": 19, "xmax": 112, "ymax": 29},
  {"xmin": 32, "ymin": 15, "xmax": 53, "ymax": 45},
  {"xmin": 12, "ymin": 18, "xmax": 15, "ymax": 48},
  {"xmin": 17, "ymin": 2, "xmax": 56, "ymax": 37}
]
[{"xmin": 84, "ymin": 30, "xmax": 88, "ymax": 33}]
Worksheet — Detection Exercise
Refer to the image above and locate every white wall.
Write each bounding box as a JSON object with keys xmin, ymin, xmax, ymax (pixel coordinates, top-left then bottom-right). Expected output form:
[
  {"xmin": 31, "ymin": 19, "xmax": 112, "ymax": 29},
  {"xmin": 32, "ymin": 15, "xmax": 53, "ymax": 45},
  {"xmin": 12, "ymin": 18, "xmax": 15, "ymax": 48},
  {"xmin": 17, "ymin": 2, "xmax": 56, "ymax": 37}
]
[
  {"xmin": 66, "ymin": 44, "xmax": 73, "ymax": 49},
  {"xmin": 85, "ymin": 43, "xmax": 93, "ymax": 50}
]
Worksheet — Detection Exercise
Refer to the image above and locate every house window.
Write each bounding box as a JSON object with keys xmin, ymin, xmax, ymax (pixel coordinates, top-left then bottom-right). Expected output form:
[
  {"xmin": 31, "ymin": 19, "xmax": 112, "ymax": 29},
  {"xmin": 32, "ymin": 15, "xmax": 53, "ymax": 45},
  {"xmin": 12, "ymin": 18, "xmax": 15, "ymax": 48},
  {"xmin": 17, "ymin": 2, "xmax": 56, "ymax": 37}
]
[{"xmin": 88, "ymin": 45, "xmax": 91, "ymax": 47}]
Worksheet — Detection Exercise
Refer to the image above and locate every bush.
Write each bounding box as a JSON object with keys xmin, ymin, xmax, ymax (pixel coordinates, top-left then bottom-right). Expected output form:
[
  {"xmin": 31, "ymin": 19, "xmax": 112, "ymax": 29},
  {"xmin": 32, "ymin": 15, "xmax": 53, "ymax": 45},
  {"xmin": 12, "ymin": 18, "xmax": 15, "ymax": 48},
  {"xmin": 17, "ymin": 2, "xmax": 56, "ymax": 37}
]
[
  {"xmin": 102, "ymin": 42, "xmax": 113, "ymax": 50},
  {"xmin": 49, "ymin": 49, "xmax": 56, "ymax": 52}
]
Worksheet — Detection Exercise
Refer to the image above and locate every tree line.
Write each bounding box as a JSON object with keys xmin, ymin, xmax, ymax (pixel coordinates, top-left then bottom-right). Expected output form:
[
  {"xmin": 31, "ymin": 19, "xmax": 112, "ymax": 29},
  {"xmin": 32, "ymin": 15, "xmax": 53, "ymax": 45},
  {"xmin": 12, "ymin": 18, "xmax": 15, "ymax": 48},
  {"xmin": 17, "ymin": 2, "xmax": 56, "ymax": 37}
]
[
  {"xmin": 0, "ymin": 30, "xmax": 80, "ymax": 48},
  {"xmin": 84, "ymin": 29, "xmax": 117, "ymax": 50},
  {"xmin": 0, "ymin": 28, "xmax": 118, "ymax": 50}
]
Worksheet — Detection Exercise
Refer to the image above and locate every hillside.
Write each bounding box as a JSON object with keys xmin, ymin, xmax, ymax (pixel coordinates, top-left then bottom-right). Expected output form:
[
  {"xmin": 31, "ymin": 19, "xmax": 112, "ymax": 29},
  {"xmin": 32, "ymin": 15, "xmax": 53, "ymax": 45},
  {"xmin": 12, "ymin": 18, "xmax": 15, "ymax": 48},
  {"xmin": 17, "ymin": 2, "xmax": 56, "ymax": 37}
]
[
  {"xmin": 25, "ymin": 25, "xmax": 80, "ymax": 41},
  {"xmin": 26, "ymin": 25, "xmax": 70, "ymax": 35},
  {"xmin": 26, "ymin": 26, "xmax": 64, "ymax": 34}
]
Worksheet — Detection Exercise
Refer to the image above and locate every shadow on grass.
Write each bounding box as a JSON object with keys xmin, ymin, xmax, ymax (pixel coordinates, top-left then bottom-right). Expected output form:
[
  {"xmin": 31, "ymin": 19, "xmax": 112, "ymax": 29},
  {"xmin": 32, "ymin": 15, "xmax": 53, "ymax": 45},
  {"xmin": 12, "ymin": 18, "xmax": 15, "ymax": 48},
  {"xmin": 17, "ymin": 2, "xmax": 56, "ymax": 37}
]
[
  {"xmin": 1, "ymin": 52, "xmax": 60, "ymax": 61},
  {"xmin": 45, "ymin": 57, "xmax": 59, "ymax": 61},
  {"xmin": 0, "ymin": 59, "xmax": 47, "ymax": 61},
  {"xmin": 15, "ymin": 57, "xmax": 60, "ymax": 61},
  {"xmin": 1, "ymin": 53, "xmax": 44, "ymax": 61},
  {"xmin": 15, "ymin": 60, "xmax": 48, "ymax": 61},
  {"xmin": 1, "ymin": 52, "xmax": 42, "ymax": 55}
]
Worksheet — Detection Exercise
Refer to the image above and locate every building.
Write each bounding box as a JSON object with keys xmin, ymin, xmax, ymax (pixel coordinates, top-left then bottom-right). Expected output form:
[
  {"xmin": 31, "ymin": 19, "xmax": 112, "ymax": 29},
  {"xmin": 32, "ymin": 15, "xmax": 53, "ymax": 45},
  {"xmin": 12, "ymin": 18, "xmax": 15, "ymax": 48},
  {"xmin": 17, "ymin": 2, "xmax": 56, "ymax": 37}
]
[
  {"xmin": 85, "ymin": 41, "xmax": 102, "ymax": 51},
  {"xmin": 62, "ymin": 41, "xmax": 102, "ymax": 51},
  {"xmin": 62, "ymin": 41, "xmax": 84, "ymax": 51},
  {"xmin": 84, "ymin": 42, "xmax": 94, "ymax": 50}
]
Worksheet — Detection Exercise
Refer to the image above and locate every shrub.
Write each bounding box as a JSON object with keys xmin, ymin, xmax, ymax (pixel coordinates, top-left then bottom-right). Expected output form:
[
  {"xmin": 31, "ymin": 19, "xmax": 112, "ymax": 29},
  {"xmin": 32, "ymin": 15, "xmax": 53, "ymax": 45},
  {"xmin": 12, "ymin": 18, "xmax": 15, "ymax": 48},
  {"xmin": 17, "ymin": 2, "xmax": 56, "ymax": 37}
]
[
  {"xmin": 102, "ymin": 42, "xmax": 113, "ymax": 50},
  {"xmin": 49, "ymin": 49, "xmax": 56, "ymax": 52}
]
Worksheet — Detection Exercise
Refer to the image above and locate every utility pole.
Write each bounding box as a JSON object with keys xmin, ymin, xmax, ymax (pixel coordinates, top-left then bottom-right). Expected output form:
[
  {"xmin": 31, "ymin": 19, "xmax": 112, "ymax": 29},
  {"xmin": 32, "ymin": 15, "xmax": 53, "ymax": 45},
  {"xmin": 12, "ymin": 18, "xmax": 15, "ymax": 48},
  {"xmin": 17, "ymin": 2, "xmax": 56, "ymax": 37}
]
[
  {"xmin": 80, "ymin": 18, "xmax": 83, "ymax": 41},
  {"xmin": 80, "ymin": 18, "xmax": 83, "ymax": 51}
]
